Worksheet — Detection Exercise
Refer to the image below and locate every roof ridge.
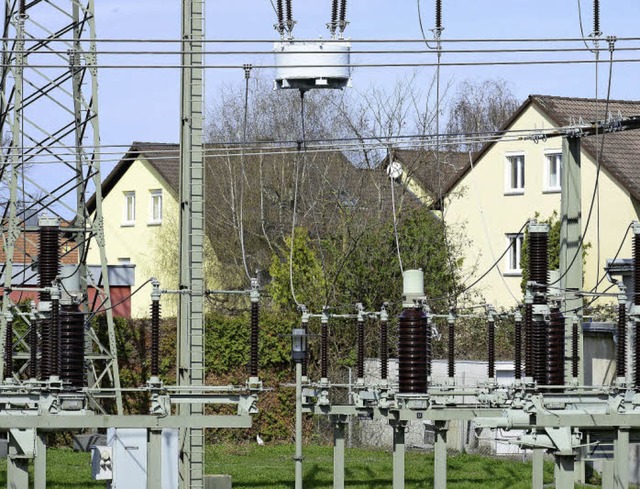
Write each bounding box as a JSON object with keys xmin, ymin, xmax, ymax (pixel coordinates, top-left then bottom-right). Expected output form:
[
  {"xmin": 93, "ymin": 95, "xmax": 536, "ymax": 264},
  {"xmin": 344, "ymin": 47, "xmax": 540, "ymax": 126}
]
[{"xmin": 531, "ymin": 94, "xmax": 640, "ymax": 105}]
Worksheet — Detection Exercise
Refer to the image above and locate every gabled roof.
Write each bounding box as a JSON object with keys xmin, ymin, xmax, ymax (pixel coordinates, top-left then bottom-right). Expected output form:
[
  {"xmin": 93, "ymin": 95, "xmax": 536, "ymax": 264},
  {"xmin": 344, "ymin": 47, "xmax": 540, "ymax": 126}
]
[
  {"xmin": 86, "ymin": 142, "xmax": 179, "ymax": 214},
  {"xmin": 384, "ymin": 149, "xmax": 470, "ymax": 203},
  {"xmin": 88, "ymin": 141, "xmax": 391, "ymax": 217},
  {"xmin": 449, "ymin": 95, "xmax": 640, "ymax": 202}
]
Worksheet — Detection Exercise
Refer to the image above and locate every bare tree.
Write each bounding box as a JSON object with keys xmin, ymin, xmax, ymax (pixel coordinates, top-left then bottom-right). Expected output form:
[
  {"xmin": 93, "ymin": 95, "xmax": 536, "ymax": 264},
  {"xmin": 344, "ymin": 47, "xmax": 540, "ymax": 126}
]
[{"xmin": 445, "ymin": 79, "xmax": 520, "ymax": 152}]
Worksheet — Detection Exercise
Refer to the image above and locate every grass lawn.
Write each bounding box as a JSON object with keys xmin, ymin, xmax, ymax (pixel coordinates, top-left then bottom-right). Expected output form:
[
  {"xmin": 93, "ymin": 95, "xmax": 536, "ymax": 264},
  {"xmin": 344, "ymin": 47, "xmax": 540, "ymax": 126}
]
[
  {"xmin": 0, "ymin": 444, "xmax": 556, "ymax": 488},
  {"xmin": 208, "ymin": 444, "xmax": 555, "ymax": 489}
]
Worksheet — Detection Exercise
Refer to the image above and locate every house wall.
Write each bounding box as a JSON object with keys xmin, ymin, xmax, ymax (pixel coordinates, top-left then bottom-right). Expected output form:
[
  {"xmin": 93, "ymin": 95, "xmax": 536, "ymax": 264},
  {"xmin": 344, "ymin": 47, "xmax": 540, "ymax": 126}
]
[
  {"xmin": 87, "ymin": 157, "xmax": 178, "ymax": 317},
  {"xmin": 445, "ymin": 104, "xmax": 638, "ymax": 308}
]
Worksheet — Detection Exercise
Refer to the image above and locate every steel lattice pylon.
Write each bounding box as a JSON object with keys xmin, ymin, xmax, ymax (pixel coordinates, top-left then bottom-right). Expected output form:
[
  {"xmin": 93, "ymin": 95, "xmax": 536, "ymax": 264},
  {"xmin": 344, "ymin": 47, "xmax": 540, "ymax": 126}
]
[{"xmin": 0, "ymin": 0, "xmax": 122, "ymax": 414}]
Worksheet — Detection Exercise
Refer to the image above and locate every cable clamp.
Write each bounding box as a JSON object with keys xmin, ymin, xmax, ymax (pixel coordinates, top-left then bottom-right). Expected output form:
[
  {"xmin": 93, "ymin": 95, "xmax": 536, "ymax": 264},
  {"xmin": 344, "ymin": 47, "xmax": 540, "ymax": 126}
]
[{"xmin": 607, "ymin": 35, "xmax": 617, "ymax": 52}]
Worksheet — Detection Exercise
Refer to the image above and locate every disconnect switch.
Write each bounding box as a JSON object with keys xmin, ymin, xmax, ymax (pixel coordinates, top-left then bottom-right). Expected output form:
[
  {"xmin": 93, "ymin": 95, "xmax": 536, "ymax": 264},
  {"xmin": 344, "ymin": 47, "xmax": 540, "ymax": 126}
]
[{"xmin": 91, "ymin": 446, "xmax": 113, "ymax": 481}]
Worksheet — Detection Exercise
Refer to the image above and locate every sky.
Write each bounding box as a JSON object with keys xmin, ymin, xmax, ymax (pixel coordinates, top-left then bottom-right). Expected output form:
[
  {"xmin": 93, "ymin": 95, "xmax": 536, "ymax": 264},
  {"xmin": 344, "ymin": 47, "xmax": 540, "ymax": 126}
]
[
  {"xmin": 91, "ymin": 0, "xmax": 640, "ymax": 174},
  {"xmin": 3, "ymin": 0, "xmax": 640, "ymax": 180}
]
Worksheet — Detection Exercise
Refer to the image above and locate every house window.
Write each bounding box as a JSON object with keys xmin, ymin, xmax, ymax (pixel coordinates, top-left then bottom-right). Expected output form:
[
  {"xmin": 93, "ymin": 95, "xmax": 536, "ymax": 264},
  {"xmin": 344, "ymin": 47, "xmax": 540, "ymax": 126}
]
[
  {"xmin": 544, "ymin": 152, "xmax": 562, "ymax": 192},
  {"xmin": 505, "ymin": 154, "xmax": 525, "ymax": 194},
  {"xmin": 505, "ymin": 234, "xmax": 523, "ymax": 275},
  {"xmin": 123, "ymin": 191, "xmax": 135, "ymax": 226},
  {"xmin": 149, "ymin": 189, "xmax": 162, "ymax": 225}
]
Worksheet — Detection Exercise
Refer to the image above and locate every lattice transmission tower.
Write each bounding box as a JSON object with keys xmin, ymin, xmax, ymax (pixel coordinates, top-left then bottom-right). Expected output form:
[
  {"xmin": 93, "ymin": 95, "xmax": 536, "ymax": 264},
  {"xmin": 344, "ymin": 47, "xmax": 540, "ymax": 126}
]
[{"xmin": 0, "ymin": 0, "xmax": 122, "ymax": 413}]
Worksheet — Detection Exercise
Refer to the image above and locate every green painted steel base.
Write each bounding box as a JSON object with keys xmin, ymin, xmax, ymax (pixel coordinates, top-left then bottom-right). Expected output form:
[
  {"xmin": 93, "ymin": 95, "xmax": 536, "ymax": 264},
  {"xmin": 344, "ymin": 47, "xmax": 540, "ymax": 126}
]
[
  {"xmin": 34, "ymin": 434, "xmax": 46, "ymax": 489},
  {"xmin": 434, "ymin": 421, "xmax": 448, "ymax": 489},
  {"xmin": 532, "ymin": 448, "xmax": 544, "ymax": 489},
  {"xmin": 392, "ymin": 422, "xmax": 406, "ymax": 489},
  {"xmin": 554, "ymin": 455, "xmax": 575, "ymax": 489},
  {"xmin": 333, "ymin": 420, "xmax": 345, "ymax": 489}
]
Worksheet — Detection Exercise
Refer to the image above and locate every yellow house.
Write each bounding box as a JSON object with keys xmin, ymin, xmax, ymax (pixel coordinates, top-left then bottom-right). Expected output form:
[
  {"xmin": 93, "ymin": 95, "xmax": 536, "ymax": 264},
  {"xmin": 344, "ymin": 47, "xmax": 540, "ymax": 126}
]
[
  {"xmin": 439, "ymin": 95, "xmax": 640, "ymax": 308},
  {"xmin": 87, "ymin": 142, "xmax": 183, "ymax": 317}
]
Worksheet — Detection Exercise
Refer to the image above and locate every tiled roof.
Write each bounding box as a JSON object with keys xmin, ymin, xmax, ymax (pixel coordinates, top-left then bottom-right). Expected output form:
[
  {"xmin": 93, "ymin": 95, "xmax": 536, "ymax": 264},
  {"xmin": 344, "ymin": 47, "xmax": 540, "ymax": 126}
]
[
  {"xmin": 386, "ymin": 149, "xmax": 470, "ymax": 202},
  {"xmin": 530, "ymin": 95, "xmax": 640, "ymax": 202},
  {"xmin": 449, "ymin": 95, "xmax": 640, "ymax": 202}
]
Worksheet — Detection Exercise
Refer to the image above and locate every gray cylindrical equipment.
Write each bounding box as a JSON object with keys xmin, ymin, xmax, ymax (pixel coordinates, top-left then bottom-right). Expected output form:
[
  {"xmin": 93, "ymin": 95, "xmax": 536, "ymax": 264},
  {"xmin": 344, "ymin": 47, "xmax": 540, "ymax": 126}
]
[{"xmin": 402, "ymin": 269, "xmax": 424, "ymax": 307}]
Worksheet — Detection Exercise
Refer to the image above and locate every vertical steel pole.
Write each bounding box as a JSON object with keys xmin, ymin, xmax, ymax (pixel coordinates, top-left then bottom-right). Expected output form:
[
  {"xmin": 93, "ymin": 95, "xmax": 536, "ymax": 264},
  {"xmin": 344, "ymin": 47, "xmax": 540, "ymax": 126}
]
[
  {"xmin": 560, "ymin": 136, "xmax": 583, "ymax": 385},
  {"xmin": 554, "ymin": 455, "xmax": 575, "ymax": 489},
  {"xmin": 295, "ymin": 361, "xmax": 303, "ymax": 489},
  {"xmin": 178, "ymin": 0, "xmax": 206, "ymax": 487},
  {"xmin": 34, "ymin": 433, "xmax": 46, "ymax": 489},
  {"xmin": 148, "ymin": 429, "xmax": 163, "ymax": 489},
  {"xmin": 434, "ymin": 421, "xmax": 448, "ymax": 489},
  {"xmin": 333, "ymin": 417, "xmax": 345, "ymax": 489},
  {"xmin": 0, "ymin": 1, "xmax": 25, "ymax": 383},
  {"xmin": 392, "ymin": 422, "xmax": 405, "ymax": 489},
  {"xmin": 614, "ymin": 428, "xmax": 630, "ymax": 489},
  {"xmin": 7, "ymin": 432, "xmax": 29, "ymax": 489},
  {"xmin": 532, "ymin": 448, "xmax": 545, "ymax": 489}
]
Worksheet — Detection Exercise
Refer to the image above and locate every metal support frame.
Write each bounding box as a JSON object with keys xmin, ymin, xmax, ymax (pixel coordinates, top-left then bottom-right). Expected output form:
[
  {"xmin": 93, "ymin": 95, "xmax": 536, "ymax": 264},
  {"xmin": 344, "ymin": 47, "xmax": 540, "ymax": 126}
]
[
  {"xmin": 560, "ymin": 136, "xmax": 583, "ymax": 386},
  {"xmin": 554, "ymin": 454, "xmax": 575, "ymax": 489},
  {"xmin": 295, "ymin": 361, "xmax": 304, "ymax": 489},
  {"xmin": 532, "ymin": 448, "xmax": 545, "ymax": 489},
  {"xmin": 34, "ymin": 433, "xmax": 46, "ymax": 489},
  {"xmin": 148, "ymin": 429, "xmax": 163, "ymax": 489},
  {"xmin": 614, "ymin": 428, "xmax": 630, "ymax": 489},
  {"xmin": 391, "ymin": 421, "xmax": 405, "ymax": 489},
  {"xmin": 434, "ymin": 421, "xmax": 448, "ymax": 489},
  {"xmin": 178, "ymin": 0, "xmax": 206, "ymax": 487},
  {"xmin": 0, "ymin": 0, "xmax": 122, "ymax": 414},
  {"xmin": 332, "ymin": 416, "xmax": 346, "ymax": 489}
]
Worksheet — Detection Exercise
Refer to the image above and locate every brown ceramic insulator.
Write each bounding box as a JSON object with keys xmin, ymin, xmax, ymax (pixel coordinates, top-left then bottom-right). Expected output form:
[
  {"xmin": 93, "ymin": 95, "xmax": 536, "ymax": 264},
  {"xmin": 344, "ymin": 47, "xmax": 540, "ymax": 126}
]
[
  {"xmin": 514, "ymin": 318, "xmax": 522, "ymax": 380},
  {"xmin": 29, "ymin": 319, "xmax": 38, "ymax": 378},
  {"xmin": 524, "ymin": 304, "xmax": 533, "ymax": 378},
  {"xmin": 593, "ymin": 0, "xmax": 600, "ymax": 34},
  {"xmin": 285, "ymin": 0, "xmax": 292, "ymax": 23},
  {"xmin": 547, "ymin": 308, "xmax": 565, "ymax": 386},
  {"xmin": 50, "ymin": 298, "xmax": 60, "ymax": 377},
  {"xmin": 617, "ymin": 304, "xmax": 627, "ymax": 378},
  {"xmin": 635, "ymin": 321, "xmax": 640, "ymax": 390},
  {"xmin": 435, "ymin": 0, "xmax": 442, "ymax": 30},
  {"xmin": 487, "ymin": 320, "xmax": 495, "ymax": 379},
  {"xmin": 529, "ymin": 232, "xmax": 549, "ymax": 304},
  {"xmin": 339, "ymin": 0, "xmax": 347, "ymax": 23},
  {"xmin": 40, "ymin": 319, "xmax": 51, "ymax": 379},
  {"xmin": 331, "ymin": 0, "xmax": 338, "ymax": 27},
  {"xmin": 38, "ymin": 226, "xmax": 60, "ymax": 303},
  {"xmin": 321, "ymin": 321, "xmax": 328, "ymax": 379},
  {"xmin": 357, "ymin": 319, "xmax": 365, "ymax": 379},
  {"xmin": 4, "ymin": 319, "xmax": 13, "ymax": 379},
  {"xmin": 447, "ymin": 318, "xmax": 455, "ymax": 378},
  {"xmin": 635, "ymin": 234, "xmax": 640, "ymax": 306},
  {"xmin": 533, "ymin": 320, "xmax": 547, "ymax": 385},
  {"xmin": 398, "ymin": 307, "xmax": 428, "ymax": 394},
  {"xmin": 249, "ymin": 301, "xmax": 259, "ymax": 378},
  {"xmin": 572, "ymin": 321, "xmax": 579, "ymax": 379},
  {"xmin": 150, "ymin": 301, "xmax": 161, "ymax": 377},
  {"xmin": 59, "ymin": 304, "xmax": 84, "ymax": 389},
  {"xmin": 380, "ymin": 319, "xmax": 388, "ymax": 380}
]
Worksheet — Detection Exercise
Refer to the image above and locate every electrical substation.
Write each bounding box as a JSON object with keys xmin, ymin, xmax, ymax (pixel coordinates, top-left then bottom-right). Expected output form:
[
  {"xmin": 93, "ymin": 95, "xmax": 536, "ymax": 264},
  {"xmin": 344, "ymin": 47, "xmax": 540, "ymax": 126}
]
[{"xmin": 2, "ymin": 0, "xmax": 640, "ymax": 488}]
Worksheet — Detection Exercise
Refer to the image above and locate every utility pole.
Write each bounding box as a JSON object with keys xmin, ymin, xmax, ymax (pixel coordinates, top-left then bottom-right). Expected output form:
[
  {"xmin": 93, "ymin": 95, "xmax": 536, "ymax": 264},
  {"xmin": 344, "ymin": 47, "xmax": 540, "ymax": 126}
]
[
  {"xmin": 559, "ymin": 135, "xmax": 584, "ymax": 484},
  {"xmin": 560, "ymin": 136, "xmax": 583, "ymax": 385},
  {"xmin": 178, "ymin": 0, "xmax": 206, "ymax": 487}
]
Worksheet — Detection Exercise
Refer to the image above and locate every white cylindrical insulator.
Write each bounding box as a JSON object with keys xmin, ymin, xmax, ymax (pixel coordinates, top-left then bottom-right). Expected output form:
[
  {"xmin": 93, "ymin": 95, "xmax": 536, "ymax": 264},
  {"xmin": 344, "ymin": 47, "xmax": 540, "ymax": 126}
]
[{"xmin": 403, "ymin": 269, "xmax": 424, "ymax": 306}]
